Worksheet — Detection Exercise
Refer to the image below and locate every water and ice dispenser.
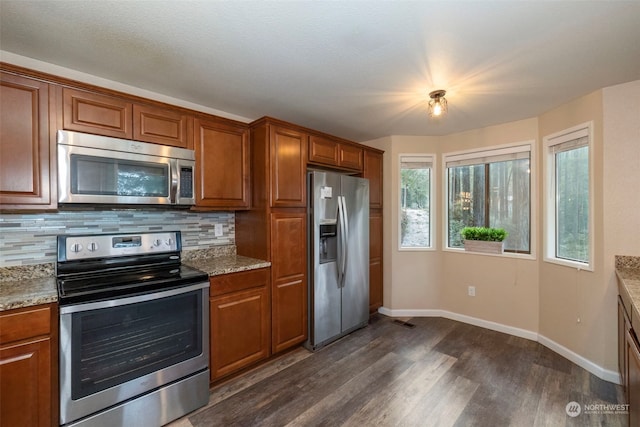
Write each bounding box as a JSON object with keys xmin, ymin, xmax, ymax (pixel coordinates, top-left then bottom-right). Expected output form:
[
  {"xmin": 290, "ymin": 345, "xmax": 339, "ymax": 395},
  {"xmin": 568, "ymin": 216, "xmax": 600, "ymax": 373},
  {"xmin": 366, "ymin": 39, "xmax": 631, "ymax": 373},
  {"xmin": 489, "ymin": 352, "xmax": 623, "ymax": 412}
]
[{"xmin": 319, "ymin": 222, "xmax": 337, "ymax": 264}]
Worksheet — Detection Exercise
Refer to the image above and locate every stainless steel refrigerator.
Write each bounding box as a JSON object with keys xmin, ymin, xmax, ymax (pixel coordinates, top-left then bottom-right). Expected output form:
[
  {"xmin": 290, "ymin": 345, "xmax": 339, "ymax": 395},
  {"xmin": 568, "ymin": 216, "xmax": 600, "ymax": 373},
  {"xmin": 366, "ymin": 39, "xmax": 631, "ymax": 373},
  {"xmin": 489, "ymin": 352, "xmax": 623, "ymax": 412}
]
[{"xmin": 306, "ymin": 171, "xmax": 369, "ymax": 350}]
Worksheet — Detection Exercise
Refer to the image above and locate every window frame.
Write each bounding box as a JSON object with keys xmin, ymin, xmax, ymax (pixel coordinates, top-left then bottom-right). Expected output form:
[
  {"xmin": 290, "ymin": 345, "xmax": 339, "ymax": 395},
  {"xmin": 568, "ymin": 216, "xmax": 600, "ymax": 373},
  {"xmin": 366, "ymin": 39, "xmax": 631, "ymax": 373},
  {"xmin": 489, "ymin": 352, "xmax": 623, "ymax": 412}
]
[
  {"xmin": 398, "ymin": 153, "xmax": 436, "ymax": 251},
  {"xmin": 543, "ymin": 122, "xmax": 594, "ymax": 271},
  {"xmin": 442, "ymin": 141, "xmax": 536, "ymax": 259}
]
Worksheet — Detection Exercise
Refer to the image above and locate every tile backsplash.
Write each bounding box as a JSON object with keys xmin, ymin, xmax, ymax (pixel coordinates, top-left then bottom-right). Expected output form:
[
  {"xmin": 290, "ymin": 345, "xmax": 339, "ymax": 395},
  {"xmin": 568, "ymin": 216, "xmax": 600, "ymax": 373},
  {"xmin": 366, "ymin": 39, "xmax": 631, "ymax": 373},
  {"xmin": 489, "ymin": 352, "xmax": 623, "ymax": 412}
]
[{"xmin": 0, "ymin": 209, "xmax": 234, "ymax": 267}]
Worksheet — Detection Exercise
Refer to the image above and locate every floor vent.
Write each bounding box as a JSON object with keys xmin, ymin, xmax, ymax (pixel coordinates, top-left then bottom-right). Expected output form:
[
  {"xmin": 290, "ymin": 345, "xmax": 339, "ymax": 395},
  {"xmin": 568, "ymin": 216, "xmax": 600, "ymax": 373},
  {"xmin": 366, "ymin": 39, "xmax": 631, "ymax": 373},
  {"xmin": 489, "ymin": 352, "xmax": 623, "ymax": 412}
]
[{"xmin": 393, "ymin": 319, "xmax": 416, "ymax": 328}]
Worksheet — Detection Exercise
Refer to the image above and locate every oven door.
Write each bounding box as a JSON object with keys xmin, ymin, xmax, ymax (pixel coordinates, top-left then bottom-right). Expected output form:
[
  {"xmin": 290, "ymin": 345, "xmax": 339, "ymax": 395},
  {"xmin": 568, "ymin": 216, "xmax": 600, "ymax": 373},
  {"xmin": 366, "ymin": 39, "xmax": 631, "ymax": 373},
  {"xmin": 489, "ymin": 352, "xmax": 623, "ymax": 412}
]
[{"xmin": 59, "ymin": 282, "xmax": 209, "ymax": 425}]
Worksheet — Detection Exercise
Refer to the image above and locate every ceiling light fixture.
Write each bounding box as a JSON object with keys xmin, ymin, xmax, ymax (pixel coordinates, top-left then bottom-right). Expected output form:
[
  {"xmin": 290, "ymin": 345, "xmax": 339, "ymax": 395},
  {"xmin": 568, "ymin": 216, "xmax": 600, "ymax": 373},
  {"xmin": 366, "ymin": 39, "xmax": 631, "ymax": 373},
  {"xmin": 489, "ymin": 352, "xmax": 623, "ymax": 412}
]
[{"xmin": 428, "ymin": 89, "xmax": 448, "ymax": 118}]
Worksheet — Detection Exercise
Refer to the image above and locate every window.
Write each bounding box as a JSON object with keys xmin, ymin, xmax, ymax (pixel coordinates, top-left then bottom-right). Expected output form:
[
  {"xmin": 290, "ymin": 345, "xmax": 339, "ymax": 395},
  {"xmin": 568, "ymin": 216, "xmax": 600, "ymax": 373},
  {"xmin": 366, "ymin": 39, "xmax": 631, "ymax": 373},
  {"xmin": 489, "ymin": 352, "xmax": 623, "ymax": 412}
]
[
  {"xmin": 445, "ymin": 144, "xmax": 532, "ymax": 253},
  {"xmin": 399, "ymin": 154, "xmax": 434, "ymax": 250},
  {"xmin": 544, "ymin": 123, "xmax": 592, "ymax": 269}
]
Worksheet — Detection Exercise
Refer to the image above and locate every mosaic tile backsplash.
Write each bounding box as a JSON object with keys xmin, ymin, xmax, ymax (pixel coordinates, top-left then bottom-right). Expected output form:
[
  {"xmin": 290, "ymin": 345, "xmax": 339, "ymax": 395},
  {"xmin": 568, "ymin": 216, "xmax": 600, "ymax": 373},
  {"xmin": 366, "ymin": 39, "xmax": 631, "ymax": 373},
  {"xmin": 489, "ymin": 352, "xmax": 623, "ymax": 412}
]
[{"xmin": 0, "ymin": 209, "xmax": 235, "ymax": 267}]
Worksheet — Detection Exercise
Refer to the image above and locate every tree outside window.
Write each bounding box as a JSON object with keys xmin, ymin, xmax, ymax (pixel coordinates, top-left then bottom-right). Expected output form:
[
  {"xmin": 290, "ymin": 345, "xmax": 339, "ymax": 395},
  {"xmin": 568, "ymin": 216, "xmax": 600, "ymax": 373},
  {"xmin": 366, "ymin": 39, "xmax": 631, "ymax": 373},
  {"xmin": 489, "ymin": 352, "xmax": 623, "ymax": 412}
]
[
  {"xmin": 555, "ymin": 145, "xmax": 589, "ymax": 262},
  {"xmin": 400, "ymin": 155, "xmax": 433, "ymax": 249},
  {"xmin": 446, "ymin": 146, "xmax": 531, "ymax": 253}
]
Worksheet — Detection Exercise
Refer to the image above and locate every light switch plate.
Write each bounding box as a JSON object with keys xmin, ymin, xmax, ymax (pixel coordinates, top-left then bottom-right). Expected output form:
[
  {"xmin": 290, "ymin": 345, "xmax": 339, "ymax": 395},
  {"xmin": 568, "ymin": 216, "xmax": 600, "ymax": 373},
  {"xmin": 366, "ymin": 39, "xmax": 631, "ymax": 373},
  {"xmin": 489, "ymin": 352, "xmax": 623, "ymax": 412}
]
[{"xmin": 215, "ymin": 224, "xmax": 223, "ymax": 237}]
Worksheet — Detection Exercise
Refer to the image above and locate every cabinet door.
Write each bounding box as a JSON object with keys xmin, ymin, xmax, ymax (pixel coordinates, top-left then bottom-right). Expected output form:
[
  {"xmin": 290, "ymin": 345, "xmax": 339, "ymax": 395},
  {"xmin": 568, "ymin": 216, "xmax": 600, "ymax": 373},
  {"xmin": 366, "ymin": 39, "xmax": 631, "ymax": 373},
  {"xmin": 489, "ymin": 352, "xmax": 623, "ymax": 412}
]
[
  {"xmin": 308, "ymin": 136, "xmax": 363, "ymax": 172},
  {"xmin": 0, "ymin": 304, "xmax": 54, "ymax": 427},
  {"xmin": 270, "ymin": 126, "xmax": 307, "ymax": 207},
  {"xmin": 195, "ymin": 118, "xmax": 250, "ymax": 209},
  {"xmin": 62, "ymin": 88, "xmax": 132, "ymax": 139},
  {"xmin": 308, "ymin": 135, "xmax": 339, "ymax": 166},
  {"xmin": 0, "ymin": 73, "xmax": 55, "ymax": 209},
  {"xmin": 133, "ymin": 104, "xmax": 193, "ymax": 148},
  {"xmin": 369, "ymin": 212, "xmax": 383, "ymax": 312},
  {"xmin": 210, "ymin": 285, "xmax": 270, "ymax": 380},
  {"xmin": 363, "ymin": 150, "xmax": 383, "ymax": 209},
  {"xmin": 0, "ymin": 338, "xmax": 52, "ymax": 427},
  {"xmin": 270, "ymin": 212, "xmax": 307, "ymax": 353},
  {"xmin": 338, "ymin": 144, "xmax": 363, "ymax": 171},
  {"xmin": 627, "ymin": 329, "xmax": 640, "ymax": 426},
  {"xmin": 619, "ymin": 297, "xmax": 629, "ymax": 395}
]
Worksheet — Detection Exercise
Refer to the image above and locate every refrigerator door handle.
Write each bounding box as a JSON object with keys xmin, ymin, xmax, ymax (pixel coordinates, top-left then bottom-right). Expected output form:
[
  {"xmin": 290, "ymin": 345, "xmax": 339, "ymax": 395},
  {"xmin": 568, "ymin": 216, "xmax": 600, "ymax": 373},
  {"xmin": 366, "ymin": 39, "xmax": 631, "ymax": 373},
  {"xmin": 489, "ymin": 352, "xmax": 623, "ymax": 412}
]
[
  {"xmin": 337, "ymin": 196, "xmax": 344, "ymax": 287},
  {"xmin": 336, "ymin": 196, "xmax": 343, "ymax": 288},
  {"xmin": 341, "ymin": 195, "xmax": 349, "ymax": 286}
]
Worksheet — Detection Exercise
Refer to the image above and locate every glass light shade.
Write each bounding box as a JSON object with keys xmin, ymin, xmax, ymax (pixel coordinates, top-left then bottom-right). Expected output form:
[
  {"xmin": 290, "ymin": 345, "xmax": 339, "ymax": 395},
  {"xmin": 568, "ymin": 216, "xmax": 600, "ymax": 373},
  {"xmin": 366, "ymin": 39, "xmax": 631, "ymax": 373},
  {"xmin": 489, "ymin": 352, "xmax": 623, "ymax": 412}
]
[{"xmin": 428, "ymin": 95, "xmax": 448, "ymax": 117}]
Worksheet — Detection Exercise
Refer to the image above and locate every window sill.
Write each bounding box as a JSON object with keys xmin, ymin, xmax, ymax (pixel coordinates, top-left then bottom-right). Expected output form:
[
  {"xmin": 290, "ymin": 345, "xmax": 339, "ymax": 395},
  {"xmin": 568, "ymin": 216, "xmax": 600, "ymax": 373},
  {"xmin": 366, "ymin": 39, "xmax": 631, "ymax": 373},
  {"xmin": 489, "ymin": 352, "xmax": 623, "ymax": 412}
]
[
  {"xmin": 543, "ymin": 256, "xmax": 593, "ymax": 272},
  {"xmin": 443, "ymin": 247, "xmax": 536, "ymax": 261},
  {"xmin": 398, "ymin": 246, "xmax": 436, "ymax": 252}
]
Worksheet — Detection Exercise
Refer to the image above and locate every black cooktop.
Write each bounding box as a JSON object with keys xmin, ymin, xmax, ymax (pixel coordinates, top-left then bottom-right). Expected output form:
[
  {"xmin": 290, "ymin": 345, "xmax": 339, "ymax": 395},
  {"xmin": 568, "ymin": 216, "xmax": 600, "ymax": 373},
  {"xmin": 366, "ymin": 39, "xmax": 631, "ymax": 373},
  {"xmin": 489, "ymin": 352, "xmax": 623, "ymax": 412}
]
[{"xmin": 57, "ymin": 263, "xmax": 208, "ymax": 306}]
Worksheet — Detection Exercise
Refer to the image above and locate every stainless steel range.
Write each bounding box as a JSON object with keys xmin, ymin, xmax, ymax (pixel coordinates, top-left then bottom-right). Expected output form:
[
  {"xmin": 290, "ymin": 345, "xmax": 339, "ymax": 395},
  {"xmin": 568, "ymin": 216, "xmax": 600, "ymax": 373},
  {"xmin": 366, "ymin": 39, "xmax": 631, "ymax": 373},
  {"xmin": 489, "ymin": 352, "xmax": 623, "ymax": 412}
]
[{"xmin": 56, "ymin": 231, "xmax": 210, "ymax": 427}]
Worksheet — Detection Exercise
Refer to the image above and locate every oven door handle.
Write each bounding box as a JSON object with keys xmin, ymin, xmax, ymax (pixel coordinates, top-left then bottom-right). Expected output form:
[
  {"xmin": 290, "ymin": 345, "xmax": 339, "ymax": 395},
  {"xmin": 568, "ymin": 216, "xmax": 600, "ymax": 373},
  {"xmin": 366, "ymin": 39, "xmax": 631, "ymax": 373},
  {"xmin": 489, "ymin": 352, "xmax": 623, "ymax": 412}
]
[{"xmin": 59, "ymin": 281, "xmax": 210, "ymax": 314}]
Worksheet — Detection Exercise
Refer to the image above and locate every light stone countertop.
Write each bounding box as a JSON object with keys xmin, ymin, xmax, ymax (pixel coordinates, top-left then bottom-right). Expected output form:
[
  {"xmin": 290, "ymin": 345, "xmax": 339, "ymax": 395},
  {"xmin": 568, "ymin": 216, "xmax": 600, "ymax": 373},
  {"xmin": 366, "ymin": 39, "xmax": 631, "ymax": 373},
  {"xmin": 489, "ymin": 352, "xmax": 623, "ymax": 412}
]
[
  {"xmin": 616, "ymin": 256, "xmax": 640, "ymax": 330},
  {"xmin": 0, "ymin": 247, "xmax": 270, "ymax": 312},
  {"xmin": 0, "ymin": 263, "xmax": 57, "ymax": 312},
  {"xmin": 183, "ymin": 254, "xmax": 271, "ymax": 277}
]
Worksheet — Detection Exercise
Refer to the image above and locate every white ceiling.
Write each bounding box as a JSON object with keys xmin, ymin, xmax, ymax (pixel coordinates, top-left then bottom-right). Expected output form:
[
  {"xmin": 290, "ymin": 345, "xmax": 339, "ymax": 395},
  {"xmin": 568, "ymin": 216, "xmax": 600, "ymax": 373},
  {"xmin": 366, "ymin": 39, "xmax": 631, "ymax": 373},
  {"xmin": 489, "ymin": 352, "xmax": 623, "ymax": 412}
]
[{"xmin": 1, "ymin": 1, "xmax": 639, "ymax": 142}]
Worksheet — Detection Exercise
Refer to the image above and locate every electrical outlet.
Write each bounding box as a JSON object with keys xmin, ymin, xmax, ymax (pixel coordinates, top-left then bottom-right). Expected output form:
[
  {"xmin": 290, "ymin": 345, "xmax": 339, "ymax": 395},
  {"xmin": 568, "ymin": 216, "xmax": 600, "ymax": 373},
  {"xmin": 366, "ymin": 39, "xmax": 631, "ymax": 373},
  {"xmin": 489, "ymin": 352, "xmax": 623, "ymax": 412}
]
[
  {"xmin": 214, "ymin": 224, "xmax": 224, "ymax": 237},
  {"xmin": 468, "ymin": 286, "xmax": 476, "ymax": 297}
]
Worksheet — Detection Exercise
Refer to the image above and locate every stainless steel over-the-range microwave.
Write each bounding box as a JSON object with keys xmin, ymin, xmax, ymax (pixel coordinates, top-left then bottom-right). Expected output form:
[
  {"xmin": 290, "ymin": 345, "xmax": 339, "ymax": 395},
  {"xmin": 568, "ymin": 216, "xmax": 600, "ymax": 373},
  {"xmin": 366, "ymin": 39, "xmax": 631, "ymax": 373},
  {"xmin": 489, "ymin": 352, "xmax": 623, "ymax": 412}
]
[{"xmin": 57, "ymin": 130, "xmax": 195, "ymax": 206}]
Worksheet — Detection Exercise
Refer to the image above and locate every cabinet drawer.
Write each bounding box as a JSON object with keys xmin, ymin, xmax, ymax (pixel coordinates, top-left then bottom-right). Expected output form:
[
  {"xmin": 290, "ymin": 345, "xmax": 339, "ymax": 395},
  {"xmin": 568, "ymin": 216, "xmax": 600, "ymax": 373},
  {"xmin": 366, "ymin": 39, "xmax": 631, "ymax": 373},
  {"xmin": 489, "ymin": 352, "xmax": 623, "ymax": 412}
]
[
  {"xmin": 209, "ymin": 268, "xmax": 269, "ymax": 297},
  {"xmin": 0, "ymin": 305, "xmax": 51, "ymax": 344}
]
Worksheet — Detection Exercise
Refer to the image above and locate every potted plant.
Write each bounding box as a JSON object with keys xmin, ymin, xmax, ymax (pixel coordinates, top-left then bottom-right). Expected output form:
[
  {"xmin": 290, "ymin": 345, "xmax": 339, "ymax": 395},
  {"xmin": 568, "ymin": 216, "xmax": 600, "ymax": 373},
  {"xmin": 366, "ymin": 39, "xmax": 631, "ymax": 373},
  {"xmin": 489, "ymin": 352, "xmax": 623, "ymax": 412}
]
[{"xmin": 460, "ymin": 226, "xmax": 508, "ymax": 254}]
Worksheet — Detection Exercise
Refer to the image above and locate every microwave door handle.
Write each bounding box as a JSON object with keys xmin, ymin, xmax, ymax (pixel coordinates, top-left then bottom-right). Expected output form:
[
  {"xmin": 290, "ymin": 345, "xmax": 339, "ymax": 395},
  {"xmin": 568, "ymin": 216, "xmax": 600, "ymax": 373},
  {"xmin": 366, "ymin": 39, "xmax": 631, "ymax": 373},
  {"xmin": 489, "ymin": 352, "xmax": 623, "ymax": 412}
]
[{"xmin": 169, "ymin": 159, "xmax": 178, "ymax": 204}]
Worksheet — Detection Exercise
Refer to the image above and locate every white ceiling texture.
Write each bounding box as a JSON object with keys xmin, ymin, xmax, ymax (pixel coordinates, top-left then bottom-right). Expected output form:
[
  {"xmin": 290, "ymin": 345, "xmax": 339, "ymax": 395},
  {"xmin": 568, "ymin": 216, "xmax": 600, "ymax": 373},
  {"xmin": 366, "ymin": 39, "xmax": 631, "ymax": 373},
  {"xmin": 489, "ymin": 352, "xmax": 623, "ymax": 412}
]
[{"xmin": 1, "ymin": 1, "xmax": 639, "ymax": 142}]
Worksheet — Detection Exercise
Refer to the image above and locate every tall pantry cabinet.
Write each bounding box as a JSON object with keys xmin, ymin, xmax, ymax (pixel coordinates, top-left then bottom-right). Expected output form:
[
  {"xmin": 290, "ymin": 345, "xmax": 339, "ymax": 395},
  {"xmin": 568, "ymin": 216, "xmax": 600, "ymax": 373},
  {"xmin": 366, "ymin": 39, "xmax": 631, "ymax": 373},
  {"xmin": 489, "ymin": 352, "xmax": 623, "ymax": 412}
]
[{"xmin": 236, "ymin": 118, "xmax": 308, "ymax": 354}]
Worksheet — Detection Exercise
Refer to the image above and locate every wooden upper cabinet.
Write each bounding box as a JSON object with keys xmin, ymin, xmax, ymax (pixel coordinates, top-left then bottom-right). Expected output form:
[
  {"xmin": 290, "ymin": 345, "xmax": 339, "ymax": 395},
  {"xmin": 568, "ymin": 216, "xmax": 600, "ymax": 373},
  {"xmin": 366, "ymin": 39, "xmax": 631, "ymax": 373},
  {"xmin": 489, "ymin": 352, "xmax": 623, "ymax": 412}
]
[
  {"xmin": 0, "ymin": 72, "xmax": 56, "ymax": 210},
  {"xmin": 308, "ymin": 135, "xmax": 339, "ymax": 166},
  {"xmin": 62, "ymin": 88, "xmax": 133, "ymax": 139},
  {"xmin": 308, "ymin": 135, "xmax": 363, "ymax": 171},
  {"xmin": 194, "ymin": 118, "xmax": 250, "ymax": 209},
  {"xmin": 363, "ymin": 149, "xmax": 383, "ymax": 209},
  {"xmin": 338, "ymin": 143, "xmax": 363, "ymax": 171},
  {"xmin": 133, "ymin": 104, "xmax": 193, "ymax": 148},
  {"xmin": 270, "ymin": 126, "xmax": 307, "ymax": 208}
]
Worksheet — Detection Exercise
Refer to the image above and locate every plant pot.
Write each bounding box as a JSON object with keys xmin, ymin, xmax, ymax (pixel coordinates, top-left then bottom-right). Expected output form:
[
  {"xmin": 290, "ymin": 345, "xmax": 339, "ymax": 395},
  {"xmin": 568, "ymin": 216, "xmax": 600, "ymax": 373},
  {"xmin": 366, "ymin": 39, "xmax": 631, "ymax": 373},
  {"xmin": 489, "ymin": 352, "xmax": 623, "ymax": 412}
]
[{"xmin": 463, "ymin": 239, "xmax": 504, "ymax": 254}]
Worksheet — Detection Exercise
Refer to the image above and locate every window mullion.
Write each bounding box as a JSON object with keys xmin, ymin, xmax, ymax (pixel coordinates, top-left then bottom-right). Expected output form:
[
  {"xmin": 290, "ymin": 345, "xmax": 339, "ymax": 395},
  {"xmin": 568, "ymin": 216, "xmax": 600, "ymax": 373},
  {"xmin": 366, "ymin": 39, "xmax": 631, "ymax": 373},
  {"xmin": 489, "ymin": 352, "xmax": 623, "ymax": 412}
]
[{"xmin": 484, "ymin": 163, "xmax": 490, "ymax": 227}]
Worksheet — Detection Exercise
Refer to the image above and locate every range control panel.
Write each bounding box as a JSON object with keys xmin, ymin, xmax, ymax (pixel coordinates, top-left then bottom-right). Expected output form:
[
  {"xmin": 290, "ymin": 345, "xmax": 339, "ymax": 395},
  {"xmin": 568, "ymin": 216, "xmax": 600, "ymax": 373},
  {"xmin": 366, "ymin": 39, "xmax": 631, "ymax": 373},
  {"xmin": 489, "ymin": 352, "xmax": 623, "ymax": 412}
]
[{"xmin": 57, "ymin": 231, "xmax": 181, "ymax": 261}]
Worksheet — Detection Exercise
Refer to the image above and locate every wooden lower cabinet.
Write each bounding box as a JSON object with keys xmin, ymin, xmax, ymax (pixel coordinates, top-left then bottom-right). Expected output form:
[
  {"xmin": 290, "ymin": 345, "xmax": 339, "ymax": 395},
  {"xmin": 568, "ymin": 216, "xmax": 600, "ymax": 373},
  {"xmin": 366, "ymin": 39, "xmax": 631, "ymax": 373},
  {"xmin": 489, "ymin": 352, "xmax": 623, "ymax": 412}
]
[
  {"xmin": 369, "ymin": 212, "xmax": 383, "ymax": 312},
  {"xmin": 619, "ymin": 296, "xmax": 630, "ymax": 392},
  {"xmin": 209, "ymin": 268, "xmax": 270, "ymax": 381},
  {"xmin": 0, "ymin": 304, "xmax": 57, "ymax": 427},
  {"xmin": 627, "ymin": 328, "xmax": 640, "ymax": 426},
  {"xmin": 270, "ymin": 211, "xmax": 307, "ymax": 353}
]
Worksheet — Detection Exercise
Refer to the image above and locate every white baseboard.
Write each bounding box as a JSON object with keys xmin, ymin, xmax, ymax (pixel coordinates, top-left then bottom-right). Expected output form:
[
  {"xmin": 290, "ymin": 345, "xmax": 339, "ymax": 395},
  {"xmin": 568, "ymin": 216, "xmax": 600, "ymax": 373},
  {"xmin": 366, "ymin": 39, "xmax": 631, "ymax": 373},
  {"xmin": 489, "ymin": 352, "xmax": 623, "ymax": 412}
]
[{"xmin": 377, "ymin": 306, "xmax": 621, "ymax": 385}]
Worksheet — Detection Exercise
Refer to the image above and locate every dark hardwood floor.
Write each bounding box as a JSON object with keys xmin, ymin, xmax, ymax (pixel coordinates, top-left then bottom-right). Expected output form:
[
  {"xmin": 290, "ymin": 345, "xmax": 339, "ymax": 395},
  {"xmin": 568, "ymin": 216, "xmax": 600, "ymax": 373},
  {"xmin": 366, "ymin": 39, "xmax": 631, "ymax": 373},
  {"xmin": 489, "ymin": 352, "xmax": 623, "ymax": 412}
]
[{"xmin": 170, "ymin": 315, "xmax": 627, "ymax": 427}]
